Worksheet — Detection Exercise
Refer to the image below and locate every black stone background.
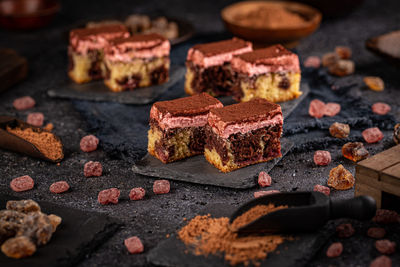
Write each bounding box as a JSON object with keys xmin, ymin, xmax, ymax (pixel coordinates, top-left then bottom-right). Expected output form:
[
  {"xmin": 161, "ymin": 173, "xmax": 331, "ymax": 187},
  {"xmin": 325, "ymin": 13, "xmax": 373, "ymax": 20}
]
[{"xmin": 0, "ymin": 0, "xmax": 399, "ymax": 266}]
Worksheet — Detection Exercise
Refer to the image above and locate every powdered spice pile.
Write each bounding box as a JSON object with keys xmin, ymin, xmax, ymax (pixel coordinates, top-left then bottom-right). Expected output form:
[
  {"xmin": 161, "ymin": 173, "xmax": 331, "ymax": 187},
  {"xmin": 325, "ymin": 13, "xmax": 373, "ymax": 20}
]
[
  {"xmin": 178, "ymin": 204, "xmax": 288, "ymax": 266},
  {"xmin": 6, "ymin": 126, "xmax": 63, "ymax": 161},
  {"xmin": 235, "ymin": 5, "xmax": 308, "ymax": 29}
]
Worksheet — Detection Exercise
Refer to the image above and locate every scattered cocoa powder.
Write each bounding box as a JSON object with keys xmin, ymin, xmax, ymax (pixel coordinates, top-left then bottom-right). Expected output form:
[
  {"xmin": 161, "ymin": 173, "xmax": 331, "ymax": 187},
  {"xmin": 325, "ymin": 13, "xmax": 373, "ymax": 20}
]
[
  {"xmin": 6, "ymin": 126, "xmax": 63, "ymax": 161},
  {"xmin": 234, "ymin": 4, "xmax": 308, "ymax": 29},
  {"xmin": 178, "ymin": 204, "xmax": 288, "ymax": 266},
  {"xmin": 230, "ymin": 204, "xmax": 288, "ymax": 231}
]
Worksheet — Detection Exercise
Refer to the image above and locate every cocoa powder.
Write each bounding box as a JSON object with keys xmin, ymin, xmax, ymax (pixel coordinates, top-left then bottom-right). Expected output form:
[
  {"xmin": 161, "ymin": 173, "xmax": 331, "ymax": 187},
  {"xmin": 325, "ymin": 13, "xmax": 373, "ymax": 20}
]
[
  {"xmin": 178, "ymin": 204, "xmax": 288, "ymax": 266},
  {"xmin": 6, "ymin": 126, "xmax": 63, "ymax": 161},
  {"xmin": 235, "ymin": 4, "xmax": 308, "ymax": 29}
]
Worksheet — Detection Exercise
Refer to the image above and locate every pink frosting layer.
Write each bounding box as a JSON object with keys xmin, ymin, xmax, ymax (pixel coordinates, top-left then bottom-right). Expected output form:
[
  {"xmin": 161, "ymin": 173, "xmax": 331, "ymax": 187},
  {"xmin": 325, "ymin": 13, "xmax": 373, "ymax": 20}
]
[
  {"xmin": 70, "ymin": 32, "xmax": 130, "ymax": 55},
  {"xmin": 231, "ymin": 54, "xmax": 300, "ymax": 76},
  {"xmin": 150, "ymin": 103, "xmax": 222, "ymax": 130},
  {"xmin": 187, "ymin": 46, "xmax": 252, "ymax": 68},
  {"xmin": 209, "ymin": 113, "xmax": 283, "ymax": 138},
  {"xmin": 105, "ymin": 39, "xmax": 170, "ymax": 62}
]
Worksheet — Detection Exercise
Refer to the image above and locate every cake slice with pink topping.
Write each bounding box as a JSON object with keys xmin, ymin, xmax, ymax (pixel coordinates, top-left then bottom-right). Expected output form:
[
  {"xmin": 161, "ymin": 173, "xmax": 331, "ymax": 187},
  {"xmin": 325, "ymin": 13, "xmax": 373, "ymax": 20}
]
[
  {"xmin": 205, "ymin": 98, "xmax": 283, "ymax": 172},
  {"xmin": 148, "ymin": 93, "xmax": 223, "ymax": 163},
  {"xmin": 185, "ymin": 38, "xmax": 252, "ymax": 96},
  {"xmin": 103, "ymin": 33, "xmax": 170, "ymax": 92},
  {"xmin": 231, "ymin": 44, "xmax": 301, "ymax": 103},
  {"xmin": 68, "ymin": 25, "xmax": 130, "ymax": 83}
]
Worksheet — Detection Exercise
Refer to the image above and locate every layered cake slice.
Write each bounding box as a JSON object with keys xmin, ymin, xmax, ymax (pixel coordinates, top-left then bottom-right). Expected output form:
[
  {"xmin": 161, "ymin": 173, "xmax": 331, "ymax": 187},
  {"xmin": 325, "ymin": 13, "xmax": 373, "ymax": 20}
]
[
  {"xmin": 104, "ymin": 33, "xmax": 170, "ymax": 92},
  {"xmin": 185, "ymin": 38, "xmax": 252, "ymax": 96},
  {"xmin": 148, "ymin": 93, "xmax": 223, "ymax": 163},
  {"xmin": 68, "ymin": 25, "xmax": 130, "ymax": 83},
  {"xmin": 205, "ymin": 98, "xmax": 283, "ymax": 172},
  {"xmin": 231, "ymin": 44, "xmax": 301, "ymax": 103}
]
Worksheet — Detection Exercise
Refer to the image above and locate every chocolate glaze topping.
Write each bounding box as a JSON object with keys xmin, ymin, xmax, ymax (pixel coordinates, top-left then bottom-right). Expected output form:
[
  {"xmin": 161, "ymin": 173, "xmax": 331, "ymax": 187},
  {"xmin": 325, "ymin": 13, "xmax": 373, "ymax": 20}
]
[
  {"xmin": 236, "ymin": 44, "xmax": 294, "ymax": 64},
  {"xmin": 110, "ymin": 33, "xmax": 167, "ymax": 46},
  {"xmin": 153, "ymin": 93, "xmax": 223, "ymax": 117},
  {"xmin": 192, "ymin": 38, "xmax": 251, "ymax": 57},
  {"xmin": 70, "ymin": 25, "xmax": 129, "ymax": 40},
  {"xmin": 210, "ymin": 98, "xmax": 281, "ymax": 124}
]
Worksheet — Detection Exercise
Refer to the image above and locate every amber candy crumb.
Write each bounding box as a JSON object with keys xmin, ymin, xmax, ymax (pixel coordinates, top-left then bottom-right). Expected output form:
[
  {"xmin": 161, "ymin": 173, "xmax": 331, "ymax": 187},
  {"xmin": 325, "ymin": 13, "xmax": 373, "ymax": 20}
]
[
  {"xmin": 328, "ymin": 164, "xmax": 355, "ymax": 190},
  {"xmin": 335, "ymin": 46, "xmax": 352, "ymax": 59},
  {"xmin": 364, "ymin": 76, "xmax": 384, "ymax": 91},
  {"xmin": 329, "ymin": 122, "xmax": 350, "ymax": 139},
  {"xmin": 342, "ymin": 142, "xmax": 369, "ymax": 162},
  {"xmin": 328, "ymin": 59, "xmax": 355, "ymax": 76}
]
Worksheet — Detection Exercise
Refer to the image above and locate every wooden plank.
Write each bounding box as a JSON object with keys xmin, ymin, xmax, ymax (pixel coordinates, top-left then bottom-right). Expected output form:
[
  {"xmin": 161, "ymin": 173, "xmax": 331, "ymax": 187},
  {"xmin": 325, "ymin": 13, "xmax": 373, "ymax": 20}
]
[
  {"xmin": 356, "ymin": 165, "xmax": 379, "ymax": 180},
  {"xmin": 355, "ymin": 183, "xmax": 382, "ymax": 208},
  {"xmin": 356, "ymin": 173, "xmax": 400, "ymax": 197},
  {"xmin": 357, "ymin": 145, "xmax": 400, "ymax": 173},
  {"xmin": 382, "ymin": 162, "xmax": 400, "ymax": 180},
  {"xmin": 357, "ymin": 173, "xmax": 381, "ymax": 188}
]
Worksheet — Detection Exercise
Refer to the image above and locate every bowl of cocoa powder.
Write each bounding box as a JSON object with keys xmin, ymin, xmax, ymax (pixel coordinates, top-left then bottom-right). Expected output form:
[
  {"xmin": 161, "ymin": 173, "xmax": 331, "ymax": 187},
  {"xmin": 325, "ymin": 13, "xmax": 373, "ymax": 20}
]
[{"xmin": 221, "ymin": 1, "xmax": 322, "ymax": 48}]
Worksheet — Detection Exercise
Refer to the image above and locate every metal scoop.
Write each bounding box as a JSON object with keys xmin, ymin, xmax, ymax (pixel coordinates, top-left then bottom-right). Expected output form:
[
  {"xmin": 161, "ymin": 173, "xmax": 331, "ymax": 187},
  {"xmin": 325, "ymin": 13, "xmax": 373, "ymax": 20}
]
[{"xmin": 229, "ymin": 191, "xmax": 376, "ymax": 235}]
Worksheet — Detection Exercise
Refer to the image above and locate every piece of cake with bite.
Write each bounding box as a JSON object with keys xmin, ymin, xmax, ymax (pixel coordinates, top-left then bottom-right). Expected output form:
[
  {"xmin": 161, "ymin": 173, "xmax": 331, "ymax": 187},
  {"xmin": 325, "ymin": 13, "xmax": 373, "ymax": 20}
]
[
  {"xmin": 104, "ymin": 33, "xmax": 171, "ymax": 92},
  {"xmin": 185, "ymin": 38, "xmax": 252, "ymax": 97},
  {"xmin": 205, "ymin": 98, "xmax": 283, "ymax": 172},
  {"xmin": 231, "ymin": 44, "xmax": 301, "ymax": 103},
  {"xmin": 148, "ymin": 93, "xmax": 223, "ymax": 163},
  {"xmin": 68, "ymin": 25, "xmax": 130, "ymax": 84}
]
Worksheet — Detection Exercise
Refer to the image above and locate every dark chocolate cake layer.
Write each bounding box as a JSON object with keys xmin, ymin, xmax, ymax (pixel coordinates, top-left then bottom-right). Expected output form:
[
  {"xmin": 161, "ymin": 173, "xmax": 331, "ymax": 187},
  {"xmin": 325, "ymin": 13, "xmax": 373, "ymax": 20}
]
[
  {"xmin": 205, "ymin": 124, "xmax": 282, "ymax": 166},
  {"xmin": 186, "ymin": 62, "xmax": 236, "ymax": 95}
]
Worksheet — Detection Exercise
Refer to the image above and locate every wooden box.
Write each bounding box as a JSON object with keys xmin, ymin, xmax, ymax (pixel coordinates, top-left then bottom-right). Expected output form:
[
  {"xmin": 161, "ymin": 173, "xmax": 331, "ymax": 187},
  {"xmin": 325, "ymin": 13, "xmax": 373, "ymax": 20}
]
[{"xmin": 355, "ymin": 144, "xmax": 400, "ymax": 210}]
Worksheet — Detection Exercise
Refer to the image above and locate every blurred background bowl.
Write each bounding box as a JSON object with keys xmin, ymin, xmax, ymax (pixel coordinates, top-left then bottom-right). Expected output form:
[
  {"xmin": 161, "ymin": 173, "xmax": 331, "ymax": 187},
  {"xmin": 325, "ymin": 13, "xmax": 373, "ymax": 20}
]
[
  {"xmin": 221, "ymin": 1, "xmax": 322, "ymax": 48},
  {"xmin": 0, "ymin": 0, "xmax": 60, "ymax": 30}
]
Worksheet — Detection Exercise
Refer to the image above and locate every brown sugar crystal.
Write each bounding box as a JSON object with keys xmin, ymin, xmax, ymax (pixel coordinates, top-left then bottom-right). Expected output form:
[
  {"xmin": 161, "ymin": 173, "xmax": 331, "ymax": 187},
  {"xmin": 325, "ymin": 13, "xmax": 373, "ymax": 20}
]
[
  {"xmin": 178, "ymin": 204, "xmax": 288, "ymax": 266},
  {"xmin": 6, "ymin": 126, "xmax": 63, "ymax": 161}
]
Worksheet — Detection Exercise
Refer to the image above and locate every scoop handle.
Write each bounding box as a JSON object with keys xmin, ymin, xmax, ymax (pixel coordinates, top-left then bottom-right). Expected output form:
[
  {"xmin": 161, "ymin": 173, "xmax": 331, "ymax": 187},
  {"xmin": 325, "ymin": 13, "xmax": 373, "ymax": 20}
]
[{"xmin": 330, "ymin": 195, "xmax": 377, "ymax": 220}]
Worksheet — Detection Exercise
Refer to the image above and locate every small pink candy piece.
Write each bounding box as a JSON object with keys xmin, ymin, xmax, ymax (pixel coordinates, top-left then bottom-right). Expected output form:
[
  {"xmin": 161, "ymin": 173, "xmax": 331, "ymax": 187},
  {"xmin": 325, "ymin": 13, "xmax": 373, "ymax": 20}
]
[
  {"xmin": 98, "ymin": 188, "xmax": 120, "ymax": 205},
  {"xmin": 309, "ymin": 99, "xmax": 326, "ymax": 118},
  {"xmin": 372, "ymin": 102, "xmax": 391, "ymax": 115},
  {"xmin": 254, "ymin": 190, "xmax": 280, "ymax": 198},
  {"xmin": 10, "ymin": 175, "xmax": 34, "ymax": 192},
  {"xmin": 313, "ymin": 185, "xmax": 330, "ymax": 196},
  {"xmin": 13, "ymin": 96, "xmax": 35, "ymax": 110},
  {"xmin": 80, "ymin": 135, "xmax": 99, "ymax": 152},
  {"xmin": 362, "ymin": 127, "xmax": 384, "ymax": 143},
  {"xmin": 313, "ymin": 150, "xmax": 331, "ymax": 166},
  {"xmin": 304, "ymin": 56, "xmax": 321, "ymax": 68},
  {"xmin": 153, "ymin": 180, "xmax": 170, "ymax": 194},
  {"xmin": 375, "ymin": 239, "xmax": 396, "ymax": 255},
  {"xmin": 324, "ymin": 103, "xmax": 341, "ymax": 117},
  {"xmin": 49, "ymin": 181, "xmax": 70, "ymax": 194},
  {"xmin": 26, "ymin": 112, "xmax": 44, "ymax": 127},
  {"xmin": 370, "ymin": 255, "xmax": 392, "ymax": 267},
  {"xmin": 84, "ymin": 161, "xmax": 103, "ymax": 177},
  {"xmin": 129, "ymin": 187, "xmax": 146, "ymax": 200},
  {"xmin": 326, "ymin": 242, "xmax": 343, "ymax": 258},
  {"xmin": 258, "ymin": 171, "xmax": 272, "ymax": 187},
  {"xmin": 124, "ymin": 236, "xmax": 144, "ymax": 254}
]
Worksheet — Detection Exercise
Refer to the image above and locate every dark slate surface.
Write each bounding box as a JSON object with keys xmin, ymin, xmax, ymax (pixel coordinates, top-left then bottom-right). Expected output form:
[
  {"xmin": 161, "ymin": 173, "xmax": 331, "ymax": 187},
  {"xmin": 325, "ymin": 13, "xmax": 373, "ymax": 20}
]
[
  {"xmin": 132, "ymin": 139, "xmax": 293, "ymax": 189},
  {"xmin": 0, "ymin": 0, "xmax": 399, "ymax": 266},
  {"xmin": 0, "ymin": 194, "xmax": 121, "ymax": 267},
  {"xmin": 48, "ymin": 65, "xmax": 185, "ymax": 104},
  {"xmin": 147, "ymin": 203, "xmax": 334, "ymax": 267}
]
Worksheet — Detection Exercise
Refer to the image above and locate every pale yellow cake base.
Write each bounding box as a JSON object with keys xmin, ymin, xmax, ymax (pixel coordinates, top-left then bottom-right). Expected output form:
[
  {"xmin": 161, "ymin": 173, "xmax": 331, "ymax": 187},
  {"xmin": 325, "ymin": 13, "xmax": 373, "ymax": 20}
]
[
  {"xmin": 240, "ymin": 72, "xmax": 301, "ymax": 103},
  {"xmin": 184, "ymin": 67, "xmax": 196, "ymax": 95},
  {"xmin": 148, "ymin": 126, "xmax": 199, "ymax": 163},
  {"xmin": 104, "ymin": 57, "xmax": 170, "ymax": 92},
  {"xmin": 204, "ymin": 147, "xmax": 237, "ymax": 173},
  {"xmin": 68, "ymin": 51, "xmax": 105, "ymax": 84}
]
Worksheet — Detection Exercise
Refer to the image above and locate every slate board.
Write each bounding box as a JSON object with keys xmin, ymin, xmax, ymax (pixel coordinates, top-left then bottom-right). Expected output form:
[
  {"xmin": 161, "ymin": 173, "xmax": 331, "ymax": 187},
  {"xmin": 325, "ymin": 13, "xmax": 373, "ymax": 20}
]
[
  {"xmin": 218, "ymin": 82, "xmax": 310, "ymax": 119},
  {"xmin": 132, "ymin": 138, "xmax": 293, "ymax": 189},
  {"xmin": 47, "ymin": 65, "xmax": 185, "ymax": 104},
  {"xmin": 0, "ymin": 194, "xmax": 121, "ymax": 267},
  {"xmin": 147, "ymin": 203, "xmax": 333, "ymax": 267}
]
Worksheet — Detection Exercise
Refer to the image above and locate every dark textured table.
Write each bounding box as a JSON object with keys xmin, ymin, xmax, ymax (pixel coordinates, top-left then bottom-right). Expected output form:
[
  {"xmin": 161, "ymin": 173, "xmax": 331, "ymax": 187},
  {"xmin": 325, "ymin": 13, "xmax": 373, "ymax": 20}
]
[{"xmin": 0, "ymin": 0, "xmax": 399, "ymax": 266}]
